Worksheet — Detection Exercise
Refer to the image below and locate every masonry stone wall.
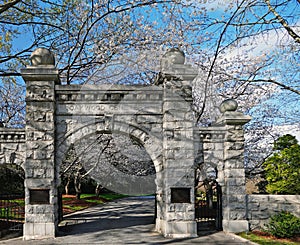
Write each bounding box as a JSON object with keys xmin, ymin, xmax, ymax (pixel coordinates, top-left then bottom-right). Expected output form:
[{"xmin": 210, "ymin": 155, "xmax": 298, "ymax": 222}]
[
  {"xmin": 3, "ymin": 47, "xmax": 255, "ymax": 240},
  {"xmin": 21, "ymin": 48, "xmax": 60, "ymax": 240},
  {"xmin": 0, "ymin": 128, "xmax": 25, "ymax": 166},
  {"xmin": 194, "ymin": 105, "xmax": 252, "ymax": 234},
  {"xmin": 246, "ymin": 195, "xmax": 300, "ymax": 230},
  {"xmin": 55, "ymin": 84, "xmax": 164, "ymax": 172},
  {"xmin": 148, "ymin": 49, "xmax": 199, "ymax": 237},
  {"xmin": 55, "ymin": 84, "xmax": 164, "ymax": 200},
  {"xmin": 196, "ymin": 127, "xmax": 225, "ymax": 184}
]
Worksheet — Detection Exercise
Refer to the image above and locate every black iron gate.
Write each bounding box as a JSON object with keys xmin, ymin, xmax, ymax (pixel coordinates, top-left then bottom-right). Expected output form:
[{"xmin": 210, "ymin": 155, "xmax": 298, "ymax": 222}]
[
  {"xmin": 0, "ymin": 194, "xmax": 24, "ymax": 233},
  {"xmin": 195, "ymin": 181, "xmax": 222, "ymax": 231}
]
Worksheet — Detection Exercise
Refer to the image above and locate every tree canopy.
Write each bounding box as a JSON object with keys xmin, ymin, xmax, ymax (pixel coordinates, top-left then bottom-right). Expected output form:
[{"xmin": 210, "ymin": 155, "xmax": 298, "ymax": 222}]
[
  {"xmin": 1, "ymin": 0, "xmax": 300, "ymax": 180},
  {"xmin": 263, "ymin": 134, "xmax": 300, "ymax": 194},
  {"xmin": 273, "ymin": 134, "xmax": 299, "ymax": 151},
  {"xmin": 0, "ymin": 0, "xmax": 299, "ymax": 127},
  {"xmin": 1, "ymin": 1, "xmax": 300, "ymax": 195}
]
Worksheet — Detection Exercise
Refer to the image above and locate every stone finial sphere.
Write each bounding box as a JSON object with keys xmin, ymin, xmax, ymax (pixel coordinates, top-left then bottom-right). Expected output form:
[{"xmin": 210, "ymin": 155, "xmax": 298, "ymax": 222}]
[
  {"xmin": 219, "ymin": 99, "xmax": 238, "ymax": 113},
  {"xmin": 162, "ymin": 48, "xmax": 185, "ymax": 65},
  {"xmin": 30, "ymin": 48, "xmax": 55, "ymax": 66}
]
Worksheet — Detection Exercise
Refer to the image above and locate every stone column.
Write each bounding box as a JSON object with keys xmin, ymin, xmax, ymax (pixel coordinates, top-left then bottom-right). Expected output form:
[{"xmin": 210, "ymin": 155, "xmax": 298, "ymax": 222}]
[
  {"xmin": 156, "ymin": 49, "xmax": 198, "ymax": 238},
  {"xmin": 21, "ymin": 48, "xmax": 60, "ymax": 240},
  {"xmin": 216, "ymin": 99, "xmax": 251, "ymax": 233}
]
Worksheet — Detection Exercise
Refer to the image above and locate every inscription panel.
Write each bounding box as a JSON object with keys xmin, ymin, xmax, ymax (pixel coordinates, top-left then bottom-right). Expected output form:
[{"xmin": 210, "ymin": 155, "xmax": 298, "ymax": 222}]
[
  {"xmin": 29, "ymin": 189, "xmax": 50, "ymax": 204},
  {"xmin": 171, "ymin": 187, "xmax": 191, "ymax": 203},
  {"xmin": 56, "ymin": 103, "xmax": 162, "ymax": 115}
]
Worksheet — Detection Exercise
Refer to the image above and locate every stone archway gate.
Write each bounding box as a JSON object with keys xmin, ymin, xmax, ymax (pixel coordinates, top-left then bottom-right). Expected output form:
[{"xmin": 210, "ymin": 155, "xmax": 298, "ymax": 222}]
[{"xmin": 0, "ymin": 48, "xmax": 251, "ymax": 240}]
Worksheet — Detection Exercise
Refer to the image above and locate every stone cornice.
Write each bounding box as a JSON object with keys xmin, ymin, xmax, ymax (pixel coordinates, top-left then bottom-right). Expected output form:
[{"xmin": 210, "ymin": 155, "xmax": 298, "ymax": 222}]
[
  {"xmin": 216, "ymin": 111, "xmax": 252, "ymax": 126},
  {"xmin": 0, "ymin": 128, "xmax": 26, "ymax": 142},
  {"xmin": 21, "ymin": 67, "xmax": 60, "ymax": 83}
]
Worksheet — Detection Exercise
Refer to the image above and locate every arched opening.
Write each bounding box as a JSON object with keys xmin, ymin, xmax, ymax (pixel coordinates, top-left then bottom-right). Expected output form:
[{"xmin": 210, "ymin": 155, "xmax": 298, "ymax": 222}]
[
  {"xmin": 0, "ymin": 163, "xmax": 25, "ymax": 234},
  {"xmin": 195, "ymin": 163, "xmax": 222, "ymax": 232},
  {"xmin": 56, "ymin": 123, "xmax": 161, "ymax": 236}
]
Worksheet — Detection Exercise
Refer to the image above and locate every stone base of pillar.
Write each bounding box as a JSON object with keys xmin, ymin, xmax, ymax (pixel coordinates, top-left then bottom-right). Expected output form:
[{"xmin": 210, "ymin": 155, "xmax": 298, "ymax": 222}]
[
  {"xmin": 222, "ymin": 220, "xmax": 249, "ymax": 233},
  {"xmin": 23, "ymin": 223, "xmax": 56, "ymax": 240},
  {"xmin": 155, "ymin": 218, "xmax": 163, "ymax": 234},
  {"xmin": 156, "ymin": 219, "xmax": 198, "ymax": 238}
]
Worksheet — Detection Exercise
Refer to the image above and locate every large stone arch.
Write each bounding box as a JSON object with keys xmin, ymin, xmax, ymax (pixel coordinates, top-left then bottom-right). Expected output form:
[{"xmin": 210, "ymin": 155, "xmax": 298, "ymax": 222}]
[
  {"xmin": 55, "ymin": 120, "xmax": 163, "ymax": 197},
  {"xmin": 20, "ymin": 47, "xmax": 251, "ymax": 241},
  {"xmin": 56, "ymin": 121, "xmax": 163, "ymax": 175}
]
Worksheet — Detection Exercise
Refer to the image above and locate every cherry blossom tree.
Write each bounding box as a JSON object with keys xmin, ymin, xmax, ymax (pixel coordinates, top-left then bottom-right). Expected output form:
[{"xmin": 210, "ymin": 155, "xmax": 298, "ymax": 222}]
[
  {"xmin": 1, "ymin": 0, "xmax": 299, "ymax": 182},
  {"xmin": 1, "ymin": 1, "xmax": 299, "ymax": 117},
  {"xmin": 61, "ymin": 133, "xmax": 154, "ymax": 199}
]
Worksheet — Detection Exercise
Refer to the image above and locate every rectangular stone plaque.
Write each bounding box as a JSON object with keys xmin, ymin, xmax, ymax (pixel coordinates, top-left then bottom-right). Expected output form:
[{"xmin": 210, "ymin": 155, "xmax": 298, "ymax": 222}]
[
  {"xmin": 29, "ymin": 189, "xmax": 50, "ymax": 204},
  {"xmin": 171, "ymin": 187, "xmax": 191, "ymax": 203}
]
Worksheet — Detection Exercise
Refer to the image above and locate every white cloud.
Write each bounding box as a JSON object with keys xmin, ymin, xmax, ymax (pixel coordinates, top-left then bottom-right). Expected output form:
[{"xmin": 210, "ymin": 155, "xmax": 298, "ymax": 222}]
[{"xmin": 222, "ymin": 28, "xmax": 290, "ymax": 62}]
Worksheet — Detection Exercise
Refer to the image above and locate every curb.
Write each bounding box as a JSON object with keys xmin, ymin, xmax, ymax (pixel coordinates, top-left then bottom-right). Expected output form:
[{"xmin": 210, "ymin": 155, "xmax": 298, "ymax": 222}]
[{"xmin": 227, "ymin": 232, "xmax": 259, "ymax": 245}]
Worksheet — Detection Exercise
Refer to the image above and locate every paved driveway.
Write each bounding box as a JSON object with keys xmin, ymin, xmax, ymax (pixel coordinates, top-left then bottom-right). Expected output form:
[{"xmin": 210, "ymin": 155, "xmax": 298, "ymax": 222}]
[{"xmin": 1, "ymin": 196, "xmax": 255, "ymax": 244}]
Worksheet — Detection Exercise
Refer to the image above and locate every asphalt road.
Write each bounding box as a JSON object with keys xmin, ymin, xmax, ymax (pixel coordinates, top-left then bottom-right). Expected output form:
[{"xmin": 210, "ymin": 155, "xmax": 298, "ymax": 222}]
[{"xmin": 0, "ymin": 196, "xmax": 256, "ymax": 244}]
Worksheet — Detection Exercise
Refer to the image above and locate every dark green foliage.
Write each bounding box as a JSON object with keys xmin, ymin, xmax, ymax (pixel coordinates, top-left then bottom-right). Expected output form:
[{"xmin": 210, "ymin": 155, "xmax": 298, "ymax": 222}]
[
  {"xmin": 273, "ymin": 134, "xmax": 298, "ymax": 151},
  {"xmin": 266, "ymin": 211, "xmax": 300, "ymax": 238},
  {"xmin": 80, "ymin": 178, "xmax": 98, "ymax": 194},
  {"xmin": 263, "ymin": 134, "xmax": 300, "ymax": 194},
  {"xmin": 255, "ymin": 179, "xmax": 268, "ymax": 194},
  {"xmin": 0, "ymin": 165, "xmax": 24, "ymax": 195}
]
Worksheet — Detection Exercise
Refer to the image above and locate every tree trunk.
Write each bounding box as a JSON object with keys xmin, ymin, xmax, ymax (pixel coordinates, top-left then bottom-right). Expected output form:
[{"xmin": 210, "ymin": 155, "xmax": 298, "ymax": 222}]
[
  {"xmin": 74, "ymin": 173, "xmax": 81, "ymax": 200},
  {"xmin": 65, "ymin": 177, "xmax": 71, "ymax": 195},
  {"xmin": 95, "ymin": 183, "xmax": 103, "ymax": 197},
  {"xmin": 206, "ymin": 184, "xmax": 213, "ymax": 209}
]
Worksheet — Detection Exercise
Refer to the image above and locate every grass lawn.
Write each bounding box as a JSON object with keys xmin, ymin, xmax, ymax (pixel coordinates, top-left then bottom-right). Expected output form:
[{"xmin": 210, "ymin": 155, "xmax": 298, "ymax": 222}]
[
  {"xmin": 238, "ymin": 231, "xmax": 300, "ymax": 245},
  {"xmin": 0, "ymin": 198, "xmax": 25, "ymax": 220},
  {"xmin": 80, "ymin": 193, "xmax": 127, "ymax": 201},
  {"xmin": 0, "ymin": 193, "xmax": 127, "ymax": 219},
  {"xmin": 0, "ymin": 193, "xmax": 127, "ymax": 235}
]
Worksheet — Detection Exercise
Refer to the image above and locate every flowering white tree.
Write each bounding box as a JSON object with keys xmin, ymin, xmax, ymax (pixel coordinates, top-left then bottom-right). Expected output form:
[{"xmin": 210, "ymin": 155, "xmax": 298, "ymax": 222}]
[
  {"xmin": 1, "ymin": 1, "xmax": 299, "ymax": 108},
  {"xmin": 191, "ymin": 0, "xmax": 299, "ymax": 124},
  {"xmin": 0, "ymin": 81, "xmax": 24, "ymax": 127},
  {"xmin": 1, "ymin": 0, "xmax": 299, "ymax": 181},
  {"xmin": 61, "ymin": 133, "xmax": 154, "ymax": 198}
]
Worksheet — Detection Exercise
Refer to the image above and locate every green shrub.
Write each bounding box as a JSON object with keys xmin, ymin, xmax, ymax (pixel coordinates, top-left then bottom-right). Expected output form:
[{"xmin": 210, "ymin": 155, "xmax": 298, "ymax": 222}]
[{"xmin": 266, "ymin": 211, "xmax": 300, "ymax": 238}]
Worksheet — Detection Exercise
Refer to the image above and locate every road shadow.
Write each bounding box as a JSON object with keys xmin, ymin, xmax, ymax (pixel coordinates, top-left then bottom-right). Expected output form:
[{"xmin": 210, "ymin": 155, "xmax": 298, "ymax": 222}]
[
  {"xmin": 58, "ymin": 214, "xmax": 155, "ymax": 236},
  {"xmin": 55, "ymin": 197, "xmax": 221, "ymax": 244},
  {"xmin": 57, "ymin": 197, "xmax": 156, "ymax": 237}
]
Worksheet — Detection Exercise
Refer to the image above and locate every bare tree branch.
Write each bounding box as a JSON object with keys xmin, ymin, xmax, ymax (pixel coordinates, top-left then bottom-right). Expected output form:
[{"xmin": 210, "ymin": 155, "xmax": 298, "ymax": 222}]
[
  {"xmin": 0, "ymin": 72, "xmax": 21, "ymax": 77},
  {"xmin": 0, "ymin": 20, "xmax": 65, "ymax": 31},
  {"xmin": 196, "ymin": 0, "xmax": 247, "ymax": 124},
  {"xmin": 82, "ymin": 138, "xmax": 111, "ymax": 178},
  {"xmin": 0, "ymin": 0, "xmax": 22, "ymax": 14},
  {"xmin": 247, "ymin": 79, "xmax": 300, "ymax": 95},
  {"xmin": 265, "ymin": 0, "xmax": 300, "ymax": 43}
]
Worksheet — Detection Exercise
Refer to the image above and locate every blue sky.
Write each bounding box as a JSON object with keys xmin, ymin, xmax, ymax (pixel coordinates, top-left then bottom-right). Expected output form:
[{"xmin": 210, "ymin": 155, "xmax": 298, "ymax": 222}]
[{"xmin": 2, "ymin": 0, "xmax": 300, "ymax": 128}]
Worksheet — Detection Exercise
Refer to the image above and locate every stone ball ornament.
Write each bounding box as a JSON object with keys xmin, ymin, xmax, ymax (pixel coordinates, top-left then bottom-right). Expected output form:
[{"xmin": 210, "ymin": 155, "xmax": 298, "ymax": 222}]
[
  {"xmin": 219, "ymin": 99, "xmax": 238, "ymax": 113},
  {"xmin": 30, "ymin": 48, "xmax": 55, "ymax": 66},
  {"xmin": 160, "ymin": 48, "xmax": 185, "ymax": 70},
  {"xmin": 164, "ymin": 48, "xmax": 185, "ymax": 64}
]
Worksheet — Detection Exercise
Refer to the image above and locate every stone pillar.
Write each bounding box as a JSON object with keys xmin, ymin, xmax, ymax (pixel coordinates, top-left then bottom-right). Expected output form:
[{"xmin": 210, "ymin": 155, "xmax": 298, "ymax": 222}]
[
  {"xmin": 216, "ymin": 99, "xmax": 251, "ymax": 233},
  {"xmin": 156, "ymin": 48, "xmax": 198, "ymax": 237},
  {"xmin": 21, "ymin": 48, "xmax": 60, "ymax": 240}
]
